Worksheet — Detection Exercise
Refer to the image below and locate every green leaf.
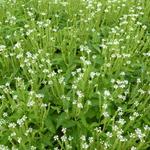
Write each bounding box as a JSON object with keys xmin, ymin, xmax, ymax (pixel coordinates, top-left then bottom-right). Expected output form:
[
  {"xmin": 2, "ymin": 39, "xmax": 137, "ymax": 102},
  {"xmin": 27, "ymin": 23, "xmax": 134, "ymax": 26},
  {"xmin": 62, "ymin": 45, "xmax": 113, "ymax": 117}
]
[
  {"xmin": 56, "ymin": 112, "xmax": 69, "ymax": 129},
  {"xmin": 45, "ymin": 117, "xmax": 56, "ymax": 133},
  {"xmin": 63, "ymin": 120, "xmax": 76, "ymax": 128}
]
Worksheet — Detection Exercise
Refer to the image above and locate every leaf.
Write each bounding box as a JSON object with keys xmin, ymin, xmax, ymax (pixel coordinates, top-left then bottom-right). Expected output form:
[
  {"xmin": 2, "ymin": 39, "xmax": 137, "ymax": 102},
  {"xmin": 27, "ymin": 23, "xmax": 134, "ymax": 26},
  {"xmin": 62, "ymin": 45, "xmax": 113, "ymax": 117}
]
[
  {"xmin": 85, "ymin": 107, "xmax": 98, "ymax": 119},
  {"xmin": 90, "ymin": 122, "xmax": 100, "ymax": 128},
  {"xmin": 45, "ymin": 116, "xmax": 56, "ymax": 133},
  {"xmin": 56, "ymin": 112, "xmax": 69, "ymax": 129},
  {"xmin": 80, "ymin": 114, "xmax": 88, "ymax": 128},
  {"xmin": 63, "ymin": 120, "xmax": 76, "ymax": 128}
]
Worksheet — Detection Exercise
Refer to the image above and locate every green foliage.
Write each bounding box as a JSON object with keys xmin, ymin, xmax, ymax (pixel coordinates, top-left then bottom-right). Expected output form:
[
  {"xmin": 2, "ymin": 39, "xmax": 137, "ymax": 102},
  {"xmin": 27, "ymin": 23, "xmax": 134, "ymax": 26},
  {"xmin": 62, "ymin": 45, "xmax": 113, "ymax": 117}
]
[{"xmin": 0, "ymin": 0, "xmax": 150, "ymax": 150}]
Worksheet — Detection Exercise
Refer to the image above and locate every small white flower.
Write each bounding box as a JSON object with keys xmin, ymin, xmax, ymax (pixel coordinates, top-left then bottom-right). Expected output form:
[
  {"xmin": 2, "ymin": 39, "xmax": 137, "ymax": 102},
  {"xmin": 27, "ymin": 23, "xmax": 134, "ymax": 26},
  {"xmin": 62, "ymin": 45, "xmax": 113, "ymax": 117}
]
[
  {"xmin": 82, "ymin": 143, "xmax": 89, "ymax": 149},
  {"xmin": 90, "ymin": 72, "xmax": 96, "ymax": 79},
  {"xmin": 131, "ymin": 146, "xmax": 136, "ymax": 150},
  {"xmin": 135, "ymin": 128, "xmax": 145, "ymax": 140},
  {"xmin": 133, "ymin": 112, "xmax": 139, "ymax": 117},
  {"xmin": 104, "ymin": 90, "xmax": 110, "ymax": 97},
  {"xmin": 61, "ymin": 135, "xmax": 67, "ymax": 142},
  {"xmin": 62, "ymin": 128, "xmax": 66, "ymax": 134},
  {"xmin": 87, "ymin": 100, "xmax": 92, "ymax": 105},
  {"xmin": 117, "ymin": 118, "xmax": 126, "ymax": 125},
  {"xmin": 112, "ymin": 125, "xmax": 118, "ymax": 131},
  {"xmin": 137, "ymin": 78, "xmax": 141, "ymax": 83},
  {"xmin": 0, "ymin": 45, "xmax": 6, "ymax": 52},
  {"xmin": 92, "ymin": 55, "xmax": 97, "ymax": 59},
  {"xmin": 76, "ymin": 91, "xmax": 84, "ymax": 98},
  {"xmin": 111, "ymin": 79, "xmax": 115, "ymax": 83},
  {"xmin": 77, "ymin": 102, "xmax": 83, "ymax": 109},
  {"xmin": 58, "ymin": 76, "xmax": 65, "ymax": 84},
  {"xmin": 10, "ymin": 132, "xmax": 16, "ymax": 137},
  {"xmin": 94, "ymin": 127, "xmax": 101, "ymax": 133},
  {"xmin": 102, "ymin": 103, "xmax": 108, "ymax": 109},
  {"xmin": 27, "ymin": 100, "xmax": 35, "ymax": 107},
  {"xmin": 54, "ymin": 135, "xmax": 59, "ymax": 141},
  {"xmin": 68, "ymin": 136, "xmax": 73, "ymax": 141},
  {"xmin": 14, "ymin": 42, "xmax": 21, "ymax": 49},
  {"xmin": 106, "ymin": 132, "xmax": 112, "ymax": 138},
  {"xmin": 41, "ymin": 103, "xmax": 47, "ymax": 108},
  {"xmin": 88, "ymin": 137, "xmax": 94, "ymax": 143},
  {"xmin": 36, "ymin": 94, "xmax": 44, "ymax": 99},
  {"xmin": 85, "ymin": 60, "xmax": 91, "ymax": 65},
  {"xmin": 142, "ymin": 25, "xmax": 147, "ymax": 30},
  {"xmin": 103, "ymin": 112, "xmax": 109, "ymax": 118},
  {"xmin": 129, "ymin": 116, "xmax": 135, "ymax": 121},
  {"xmin": 17, "ymin": 137, "xmax": 22, "ymax": 143},
  {"xmin": 8, "ymin": 122, "xmax": 16, "ymax": 128},
  {"xmin": 120, "ymin": 72, "xmax": 125, "ymax": 76},
  {"xmin": 144, "ymin": 125, "xmax": 150, "ymax": 131},
  {"xmin": 3, "ymin": 112, "xmax": 8, "ymax": 117},
  {"xmin": 31, "ymin": 146, "xmax": 36, "ymax": 150},
  {"xmin": 80, "ymin": 135, "xmax": 86, "ymax": 141},
  {"xmin": 13, "ymin": 95, "xmax": 18, "ymax": 100}
]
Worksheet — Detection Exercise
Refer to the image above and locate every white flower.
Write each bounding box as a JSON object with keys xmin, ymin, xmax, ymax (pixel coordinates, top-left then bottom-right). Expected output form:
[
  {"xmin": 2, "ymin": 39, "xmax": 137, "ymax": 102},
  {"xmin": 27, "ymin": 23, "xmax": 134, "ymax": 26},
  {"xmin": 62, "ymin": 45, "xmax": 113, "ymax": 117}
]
[
  {"xmin": 117, "ymin": 118, "xmax": 126, "ymax": 125},
  {"xmin": 138, "ymin": 89, "xmax": 145, "ymax": 94},
  {"xmin": 102, "ymin": 103, "xmax": 108, "ymax": 109},
  {"xmin": 142, "ymin": 25, "xmax": 147, "ymax": 30},
  {"xmin": 87, "ymin": 100, "xmax": 92, "ymax": 105},
  {"xmin": 17, "ymin": 115, "xmax": 27, "ymax": 126},
  {"xmin": 77, "ymin": 102, "xmax": 83, "ymax": 109},
  {"xmin": 94, "ymin": 127, "xmax": 101, "ymax": 133},
  {"xmin": 144, "ymin": 125, "xmax": 150, "ymax": 131},
  {"xmin": 27, "ymin": 100, "xmax": 35, "ymax": 107},
  {"xmin": 106, "ymin": 132, "xmax": 112, "ymax": 138},
  {"xmin": 41, "ymin": 103, "xmax": 47, "ymax": 108},
  {"xmin": 90, "ymin": 72, "xmax": 96, "ymax": 79},
  {"xmin": 3, "ymin": 112, "xmax": 8, "ymax": 117},
  {"xmin": 61, "ymin": 135, "xmax": 67, "ymax": 142},
  {"xmin": 58, "ymin": 76, "xmax": 65, "ymax": 84},
  {"xmin": 17, "ymin": 137, "xmax": 22, "ymax": 143},
  {"xmin": 120, "ymin": 72, "xmax": 125, "ymax": 76},
  {"xmin": 68, "ymin": 136, "xmax": 73, "ymax": 141},
  {"xmin": 92, "ymin": 55, "xmax": 97, "ymax": 59},
  {"xmin": 0, "ymin": 145, "xmax": 9, "ymax": 150},
  {"xmin": 131, "ymin": 146, "xmax": 136, "ymax": 150},
  {"xmin": 13, "ymin": 95, "xmax": 18, "ymax": 100},
  {"xmin": 133, "ymin": 112, "xmax": 139, "ymax": 117},
  {"xmin": 89, "ymin": 137, "xmax": 94, "ymax": 143},
  {"xmin": 54, "ymin": 135, "xmax": 59, "ymax": 141},
  {"xmin": 62, "ymin": 128, "xmax": 66, "ymax": 134},
  {"xmin": 103, "ymin": 112, "xmax": 109, "ymax": 118},
  {"xmin": 0, "ymin": 45, "xmax": 6, "ymax": 52},
  {"xmin": 31, "ymin": 146, "xmax": 36, "ymax": 150},
  {"xmin": 135, "ymin": 128, "xmax": 145, "ymax": 140},
  {"xmin": 80, "ymin": 135, "xmax": 86, "ymax": 141},
  {"xmin": 111, "ymin": 79, "xmax": 115, "ymax": 83},
  {"xmin": 8, "ymin": 122, "xmax": 16, "ymax": 128},
  {"xmin": 129, "ymin": 116, "xmax": 135, "ymax": 121},
  {"xmin": 36, "ymin": 94, "xmax": 44, "ymax": 98},
  {"xmin": 85, "ymin": 60, "xmax": 91, "ymax": 65},
  {"xmin": 14, "ymin": 42, "xmax": 21, "ymax": 49},
  {"xmin": 76, "ymin": 91, "xmax": 84, "ymax": 98},
  {"xmin": 112, "ymin": 125, "xmax": 118, "ymax": 131},
  {"xmin": 82, "ymin": 143, "xmax": 89, "ymax": 149},
  {"xmin": 104, "ymin": 90, "xmax": 110, "ymax": 97},
  {"xmin": 10, "ymin": 132, "xmax": 16, "ymax": 137},
  {"xmin": 137, "ymin": 78, "xmax": 141, "ymax": 83}
]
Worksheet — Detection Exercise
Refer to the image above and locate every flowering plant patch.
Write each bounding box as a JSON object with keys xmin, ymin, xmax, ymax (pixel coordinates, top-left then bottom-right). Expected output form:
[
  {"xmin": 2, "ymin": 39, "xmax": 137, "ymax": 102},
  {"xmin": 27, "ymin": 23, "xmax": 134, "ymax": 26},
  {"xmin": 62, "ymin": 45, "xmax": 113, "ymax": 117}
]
[{"xmin": 0, "ymin": 0, "xmax": 150, "ymax": 150}]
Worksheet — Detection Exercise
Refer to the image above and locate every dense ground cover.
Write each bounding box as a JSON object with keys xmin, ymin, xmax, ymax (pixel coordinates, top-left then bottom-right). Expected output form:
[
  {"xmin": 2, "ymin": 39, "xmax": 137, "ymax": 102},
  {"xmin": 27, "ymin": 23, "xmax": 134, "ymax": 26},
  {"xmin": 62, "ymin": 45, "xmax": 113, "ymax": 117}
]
[{"xmin": 0, "ymin": 0, "xmax": 150, "ymax": 149}]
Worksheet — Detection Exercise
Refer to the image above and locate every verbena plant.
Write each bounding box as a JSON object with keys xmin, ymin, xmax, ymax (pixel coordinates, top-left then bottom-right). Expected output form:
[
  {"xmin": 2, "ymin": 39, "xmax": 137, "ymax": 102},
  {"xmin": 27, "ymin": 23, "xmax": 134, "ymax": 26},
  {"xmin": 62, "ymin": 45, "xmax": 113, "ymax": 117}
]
[{"xmin": 0, "ymin": 0, "xmax": 150, "ymax": 150}]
